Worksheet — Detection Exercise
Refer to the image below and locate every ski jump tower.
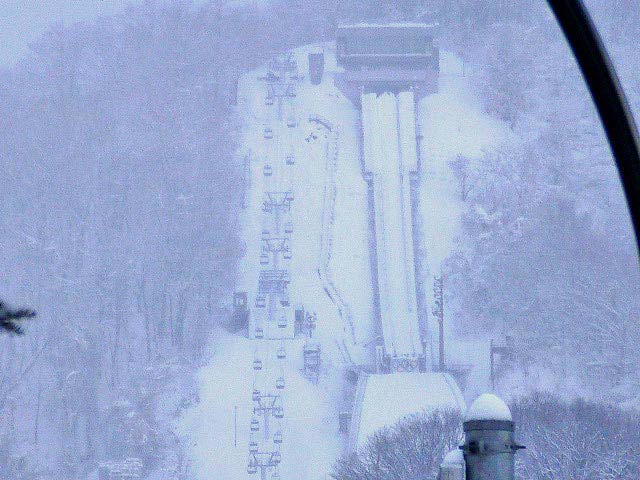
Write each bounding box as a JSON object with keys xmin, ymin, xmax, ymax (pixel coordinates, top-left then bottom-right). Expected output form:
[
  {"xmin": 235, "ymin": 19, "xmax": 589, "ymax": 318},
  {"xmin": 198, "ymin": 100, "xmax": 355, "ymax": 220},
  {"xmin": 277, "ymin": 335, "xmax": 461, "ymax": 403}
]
[{"xmin": 336, "ymin": 23, "xmax": 439, "ymax": 372}]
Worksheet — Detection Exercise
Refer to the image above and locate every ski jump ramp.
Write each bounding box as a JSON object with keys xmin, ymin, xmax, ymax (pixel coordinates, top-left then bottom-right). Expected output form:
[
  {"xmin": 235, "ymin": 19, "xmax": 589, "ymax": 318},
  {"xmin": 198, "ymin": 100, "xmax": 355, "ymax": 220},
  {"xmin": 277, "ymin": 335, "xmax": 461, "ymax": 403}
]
[
  {"xmin": 361, "ymin": 91, "xmax": 422, "ymax": 362},
  {"xmin": 334, "ymin": 24, "xmax": 467, "ymax": 448},
  {"xmin": 335, "ymin": 22, "xmax": 440, "ymax": 367}
]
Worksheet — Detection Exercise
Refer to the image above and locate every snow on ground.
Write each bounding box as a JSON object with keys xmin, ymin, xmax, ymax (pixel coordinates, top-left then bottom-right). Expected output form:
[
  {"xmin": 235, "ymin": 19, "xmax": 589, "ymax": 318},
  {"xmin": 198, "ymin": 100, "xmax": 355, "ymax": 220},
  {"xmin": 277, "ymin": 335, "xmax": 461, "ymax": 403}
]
[
  {"xmin": 362, "ymin": 92, "xmax": 421, "ymax": 357},
  {"xmin": 177, "ymin": 330, "xmax": 343, "ymax": 479},
  {"xmin": 442, "ymin": 449, "xmax": 465, "ymax": 466},
  {"xmin": 290, "ymin": 43, "xmax": 376, "ymax": 359},
  {"xmin": 179, "ymin": 43, "xmax": 374, "ymax": 479},
  {"xmin": 418, "ymin": 51, "xmax": 511, "ymax": 273},
  {"xmin": 350, "ymin": 372, "xmax": 465, "ymax": 448},
  {"xmin": 177, "ymin": 331, "xmax": 255, "ymax": 479},
  {"xmin": 179, "ymin": 45, "xmax": 512, "ymax": 478},
  {"xmin": 418, "ymin": 51, "xmax": 513, "ymax": 397}
]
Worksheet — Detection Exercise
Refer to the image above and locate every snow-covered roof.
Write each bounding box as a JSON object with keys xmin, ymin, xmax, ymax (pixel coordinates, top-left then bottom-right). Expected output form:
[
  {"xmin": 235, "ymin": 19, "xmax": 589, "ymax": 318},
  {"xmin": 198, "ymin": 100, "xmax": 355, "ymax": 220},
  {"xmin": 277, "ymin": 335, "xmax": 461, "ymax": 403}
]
[
  {"xmin": 351, "ymin": 372, "xmax": 465, "ymax": 448},
  {"xmin": 441, "ymin": 449, "xmax": 464, "ymax": 466},
  {"xmin": 465, "ymin": 393, "xmax": 512, "ymax": 422}
]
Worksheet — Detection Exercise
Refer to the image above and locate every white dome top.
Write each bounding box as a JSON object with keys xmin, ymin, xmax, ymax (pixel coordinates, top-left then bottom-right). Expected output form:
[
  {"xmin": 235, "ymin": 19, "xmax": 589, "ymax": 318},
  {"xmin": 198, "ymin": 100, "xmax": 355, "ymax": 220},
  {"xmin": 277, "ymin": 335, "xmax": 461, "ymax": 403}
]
[
  {"xmin": 441, "ymin": 449, "xmax": 464, "ymax": 466},
  {"xmin": 465, "ymin": 393, "xmax": 512, "ymax": 421}
]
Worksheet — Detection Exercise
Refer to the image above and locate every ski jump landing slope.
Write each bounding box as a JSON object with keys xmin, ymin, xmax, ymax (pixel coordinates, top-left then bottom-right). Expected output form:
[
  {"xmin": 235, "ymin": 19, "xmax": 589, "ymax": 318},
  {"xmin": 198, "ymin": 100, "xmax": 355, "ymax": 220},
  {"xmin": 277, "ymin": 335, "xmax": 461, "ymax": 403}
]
[
  {"xmin": 361, "ymin": 91, "xmax": 421, "ymax": 359},
  {"xmin": 349, "ymin": 372, "xmax": 465, "ymax": 449}
]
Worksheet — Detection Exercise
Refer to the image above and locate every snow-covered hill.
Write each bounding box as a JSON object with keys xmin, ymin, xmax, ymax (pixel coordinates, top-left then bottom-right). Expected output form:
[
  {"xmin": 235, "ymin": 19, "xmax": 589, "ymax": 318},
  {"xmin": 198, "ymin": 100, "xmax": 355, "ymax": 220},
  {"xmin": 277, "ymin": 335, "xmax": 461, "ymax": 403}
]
[{"xmin": 178, "ymin": 44, "xmax": 510, "ymax": 479}]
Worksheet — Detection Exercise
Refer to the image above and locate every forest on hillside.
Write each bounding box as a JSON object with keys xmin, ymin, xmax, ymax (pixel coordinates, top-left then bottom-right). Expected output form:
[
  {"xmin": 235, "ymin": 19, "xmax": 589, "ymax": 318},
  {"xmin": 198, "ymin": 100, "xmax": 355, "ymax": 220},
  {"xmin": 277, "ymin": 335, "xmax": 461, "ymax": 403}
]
[
  {"xmin": 0, "ymin": 0, "xmax": 638, "ymax": 478},
  {"xmin": 332, "ymin": 393, "xmax": 640, "ymax": 480},
  {"xmin": 441, "ymin": 1, "xmax": 640, "ymax": 406}
]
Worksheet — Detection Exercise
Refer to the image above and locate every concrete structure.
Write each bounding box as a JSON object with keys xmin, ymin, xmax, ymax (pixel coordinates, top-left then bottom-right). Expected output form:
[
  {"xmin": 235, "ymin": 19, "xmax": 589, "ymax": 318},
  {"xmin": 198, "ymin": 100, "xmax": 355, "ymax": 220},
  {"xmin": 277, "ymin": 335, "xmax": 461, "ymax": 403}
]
[
  {"xmin": 461, "ymin": 394, "xmax": 525, "ymax": 480},
  {"xmin": 335, "ymin": 23, "xmax": 439, "ymax": 104},
  {"xmin": 336, "ymin": 23, "xmax": 439, "ymax": 370}
]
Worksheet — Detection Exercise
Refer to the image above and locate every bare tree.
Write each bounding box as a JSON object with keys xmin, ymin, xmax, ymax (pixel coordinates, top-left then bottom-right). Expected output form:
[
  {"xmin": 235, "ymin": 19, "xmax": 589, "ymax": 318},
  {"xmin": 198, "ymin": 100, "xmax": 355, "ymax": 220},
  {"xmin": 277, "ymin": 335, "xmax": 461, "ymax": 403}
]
[{"xmin": 0, "ymin": 301, "xmax": 35, "ymax": 335}]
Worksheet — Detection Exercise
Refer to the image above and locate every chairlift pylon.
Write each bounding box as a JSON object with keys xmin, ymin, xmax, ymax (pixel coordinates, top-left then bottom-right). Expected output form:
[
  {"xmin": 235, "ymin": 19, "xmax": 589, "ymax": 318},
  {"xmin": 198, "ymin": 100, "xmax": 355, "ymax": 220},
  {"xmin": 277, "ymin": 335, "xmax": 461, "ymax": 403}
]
[{"xmin": 250, "ymin": 417, "xmax": 260, "ymax": 432}]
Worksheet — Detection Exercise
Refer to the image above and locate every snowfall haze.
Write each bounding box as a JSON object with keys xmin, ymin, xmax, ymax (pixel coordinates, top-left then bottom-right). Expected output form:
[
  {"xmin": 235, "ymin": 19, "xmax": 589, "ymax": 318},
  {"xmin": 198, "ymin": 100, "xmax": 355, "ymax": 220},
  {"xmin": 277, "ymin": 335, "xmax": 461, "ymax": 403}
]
[{"xmin": 0, "ymin": 1, "xmax": 639, "ymax": 480}]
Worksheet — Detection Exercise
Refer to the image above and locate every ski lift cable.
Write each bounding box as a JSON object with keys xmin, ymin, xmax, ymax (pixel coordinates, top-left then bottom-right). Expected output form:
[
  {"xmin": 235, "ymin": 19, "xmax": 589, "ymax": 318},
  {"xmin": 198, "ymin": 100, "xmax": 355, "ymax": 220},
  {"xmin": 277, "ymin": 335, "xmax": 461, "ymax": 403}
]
[{"xmin": 546, "ymin": 0, "xmax": 640, "ymax": 252}]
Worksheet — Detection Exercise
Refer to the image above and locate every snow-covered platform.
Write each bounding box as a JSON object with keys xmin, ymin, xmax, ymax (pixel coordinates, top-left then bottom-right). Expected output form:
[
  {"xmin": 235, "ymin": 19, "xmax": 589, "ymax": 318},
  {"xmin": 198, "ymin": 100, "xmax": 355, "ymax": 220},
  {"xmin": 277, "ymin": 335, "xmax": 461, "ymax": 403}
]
[{"xmin": 348, "ymin": 372, "xmax": 465, "ymax": 449}]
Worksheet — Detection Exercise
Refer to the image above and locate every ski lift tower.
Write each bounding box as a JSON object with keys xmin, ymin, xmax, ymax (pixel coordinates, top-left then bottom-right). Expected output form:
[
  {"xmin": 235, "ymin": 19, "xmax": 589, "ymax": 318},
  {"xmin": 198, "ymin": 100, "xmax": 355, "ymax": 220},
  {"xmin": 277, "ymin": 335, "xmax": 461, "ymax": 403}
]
[
  {"xmin": 262, "ymin": 191, "xmax": 293, "ymax": 232},
  {"xmin": 259, "ymin": 52, "xmax": 299, "ymax": 120},
  {"xmin": 257, "ymin": 269, "xmax": 295, "ymax": 339},
  {"xmin": 269, "ymin": 51, "xmax": 300, "ymax": 80},
  {"xmin": 261, "ymin": 237, "xmax": 292, "ymax": 266},
  {"xmin": 252, "ymin": 392, "xmax": 285, "ymax": 440},
  {"xmin": 258, "ymin": 269, "xmax": 290, "ymax": 309},
  {"xmin": 261, "ymin": 236, "xmax": 293, "ymax": 275},
  {"xmin": 247, "ymin": 451, "xmax": 282, "ymax": 480}
]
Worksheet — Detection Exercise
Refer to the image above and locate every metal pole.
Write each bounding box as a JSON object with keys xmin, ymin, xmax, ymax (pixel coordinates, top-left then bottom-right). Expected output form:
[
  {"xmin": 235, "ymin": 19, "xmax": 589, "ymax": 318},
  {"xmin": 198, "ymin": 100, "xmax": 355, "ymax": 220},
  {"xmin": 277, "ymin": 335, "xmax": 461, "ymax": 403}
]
[
  {"xmin": 490, "ymin": 340, "xmax": 495, "ymax": 391},
  {"xmin": 546, "ymin": 0, "xmax": 640, "ymax": 251}
]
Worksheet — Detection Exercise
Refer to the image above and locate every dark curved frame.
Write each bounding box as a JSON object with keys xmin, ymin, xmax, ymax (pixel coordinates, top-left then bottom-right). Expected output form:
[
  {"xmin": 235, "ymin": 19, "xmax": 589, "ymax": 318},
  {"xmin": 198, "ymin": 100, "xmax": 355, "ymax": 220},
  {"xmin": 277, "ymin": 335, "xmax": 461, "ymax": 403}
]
[{"xmin": 547, "ymin": 0, "xmax": 640, "ymax": 253}]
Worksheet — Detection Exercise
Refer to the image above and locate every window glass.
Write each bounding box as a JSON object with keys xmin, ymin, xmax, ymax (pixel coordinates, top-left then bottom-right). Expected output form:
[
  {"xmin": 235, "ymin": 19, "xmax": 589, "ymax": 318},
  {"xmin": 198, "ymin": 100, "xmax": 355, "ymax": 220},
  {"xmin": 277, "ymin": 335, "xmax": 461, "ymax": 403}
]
[{"xmin": 0, "ymin": 2, "xmax": 638, "ymax": 479}]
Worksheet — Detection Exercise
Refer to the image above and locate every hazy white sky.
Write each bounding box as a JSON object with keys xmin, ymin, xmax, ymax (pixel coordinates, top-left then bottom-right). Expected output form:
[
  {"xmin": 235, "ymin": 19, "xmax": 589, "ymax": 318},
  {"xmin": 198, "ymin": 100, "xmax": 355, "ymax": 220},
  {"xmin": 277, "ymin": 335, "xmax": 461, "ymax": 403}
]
[{"xmin": 0, "ymin": 0, "xmax": 137, "ymax": 65}]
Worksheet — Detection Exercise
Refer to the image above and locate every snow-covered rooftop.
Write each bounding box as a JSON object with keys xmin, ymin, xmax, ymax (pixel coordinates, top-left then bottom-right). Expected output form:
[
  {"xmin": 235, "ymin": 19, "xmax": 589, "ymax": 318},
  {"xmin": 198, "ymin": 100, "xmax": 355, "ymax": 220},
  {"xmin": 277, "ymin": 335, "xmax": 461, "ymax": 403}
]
[
  {"xmin": 441, "ymin": 449, "xmax": 464, "ymax": 466},
  {"xmin": 465, "ymin": 393, "xmax": 512, "ymax": 422}
]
